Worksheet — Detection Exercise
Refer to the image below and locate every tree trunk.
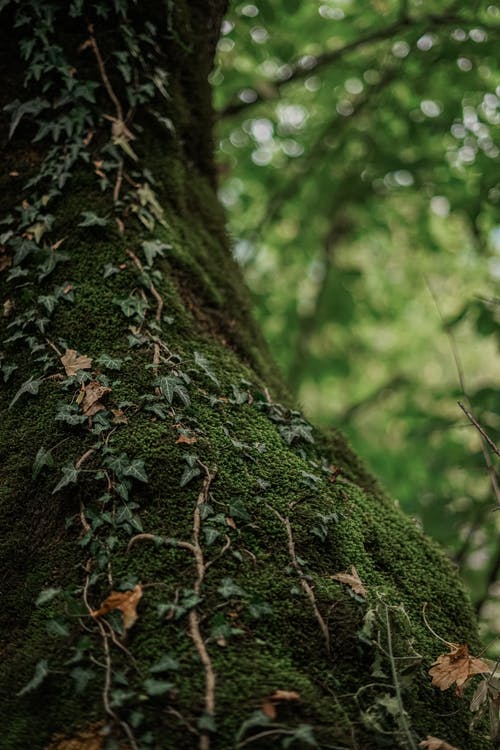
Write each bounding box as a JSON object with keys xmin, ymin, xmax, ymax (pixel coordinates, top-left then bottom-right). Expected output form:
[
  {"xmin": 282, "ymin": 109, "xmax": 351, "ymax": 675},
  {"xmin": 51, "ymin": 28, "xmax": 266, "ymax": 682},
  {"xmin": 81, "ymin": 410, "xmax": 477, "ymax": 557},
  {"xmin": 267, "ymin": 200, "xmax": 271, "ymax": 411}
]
[{"xmin": 0, "ymin": 3, "xmax": 489, "ymax": 749}]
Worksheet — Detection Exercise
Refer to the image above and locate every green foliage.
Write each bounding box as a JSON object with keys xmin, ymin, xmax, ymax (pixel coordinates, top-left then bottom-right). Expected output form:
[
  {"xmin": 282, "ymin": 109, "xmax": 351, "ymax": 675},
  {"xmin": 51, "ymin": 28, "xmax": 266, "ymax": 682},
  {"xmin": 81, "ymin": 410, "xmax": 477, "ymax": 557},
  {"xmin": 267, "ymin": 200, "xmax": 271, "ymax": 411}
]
[{"xmin": 215, "ymin": 0, "xmax": 500, "ymax": 643}]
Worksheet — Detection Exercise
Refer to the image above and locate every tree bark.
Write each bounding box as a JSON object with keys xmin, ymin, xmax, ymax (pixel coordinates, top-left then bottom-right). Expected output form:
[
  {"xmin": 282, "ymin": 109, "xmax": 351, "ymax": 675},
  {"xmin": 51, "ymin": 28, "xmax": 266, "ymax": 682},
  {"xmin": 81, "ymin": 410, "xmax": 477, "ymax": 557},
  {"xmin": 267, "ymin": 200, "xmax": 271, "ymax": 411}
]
[{"xmin": 0, "ymin": 3, "xmax": 490, "ymax": 749}]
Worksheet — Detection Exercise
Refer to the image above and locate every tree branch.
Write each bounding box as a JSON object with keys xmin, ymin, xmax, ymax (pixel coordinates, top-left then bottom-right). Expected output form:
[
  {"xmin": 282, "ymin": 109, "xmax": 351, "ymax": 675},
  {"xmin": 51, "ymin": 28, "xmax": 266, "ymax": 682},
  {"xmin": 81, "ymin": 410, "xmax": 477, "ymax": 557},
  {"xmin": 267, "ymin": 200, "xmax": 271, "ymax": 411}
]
[{"xmin": 219, "ymin": 3, "xmax": 478, "ymax": 119}]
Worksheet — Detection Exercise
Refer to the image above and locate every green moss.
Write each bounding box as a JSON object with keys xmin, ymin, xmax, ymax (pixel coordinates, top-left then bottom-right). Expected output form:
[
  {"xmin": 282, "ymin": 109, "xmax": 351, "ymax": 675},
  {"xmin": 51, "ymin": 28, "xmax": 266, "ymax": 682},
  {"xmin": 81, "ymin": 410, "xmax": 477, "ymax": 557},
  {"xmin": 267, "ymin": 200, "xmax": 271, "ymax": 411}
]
[{"xmin": 0, "ymin": 5, "xmax": 492, "ymax": 747}]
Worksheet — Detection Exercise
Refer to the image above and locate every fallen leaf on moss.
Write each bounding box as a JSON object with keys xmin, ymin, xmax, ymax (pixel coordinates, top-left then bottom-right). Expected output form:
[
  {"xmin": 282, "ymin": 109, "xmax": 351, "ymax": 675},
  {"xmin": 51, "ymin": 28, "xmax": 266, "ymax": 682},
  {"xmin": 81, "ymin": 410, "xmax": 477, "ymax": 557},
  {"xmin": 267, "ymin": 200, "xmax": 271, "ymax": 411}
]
[
  {"xmin": 91, "ymin": 584, "xmax": 142, "ymax": 630},
  {"xmin": 419, "ymin": 736, "xmax": 460, "ymax": 750},
  {"xmin": 111, "ymin": 408, "xmax": 128, "ymax": 425},
  {"xmin": 61, "ymin": 349, "xmax": 93, "ymax": 376},
  {"xmin": 330, "ymin": 565, "xmax": 366, "ymax": 597},
  {"xmin": 176, "ymin": 434, "xmax": 197, "ymax": 445},
  {"xmin": 81, "ymin": 380, "xmax": 111, "ymax": 416},
  {"xmin": 261, "ymin": 690, "xmax": 301, "ymax": 720},
  {"xmin": 429, "ymin": 644, "xmax": 490, "ymax": 694},
  {"xmin": 0, "ymin": 250, "xmax": 11, "ymax": 272},
  {"xmin": 46, "ymin": 721, "xmax": 105, "ymax": 750},
  {"xmin": 270, "ymin": 690, "xmax": 301, "ymax": 702},
  {"xmin": 3, "ymin": 298, "xmax": 14, "ymax": 318},
  {"xmin": 261, "ymin": 699, "xmax": 276, "ymax": 719}
]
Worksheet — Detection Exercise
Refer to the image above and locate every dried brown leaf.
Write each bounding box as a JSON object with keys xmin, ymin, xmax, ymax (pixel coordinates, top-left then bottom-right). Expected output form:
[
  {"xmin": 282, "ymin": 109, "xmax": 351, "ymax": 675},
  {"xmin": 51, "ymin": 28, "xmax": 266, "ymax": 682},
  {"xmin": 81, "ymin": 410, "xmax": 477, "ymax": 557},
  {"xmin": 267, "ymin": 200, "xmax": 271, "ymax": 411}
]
[
  {"xmin": 82, "ymin": 380, "xmax": 111, "ymax": 416},
  {"xmin": 111, "ymin": 408, "xmax": 128, "ymax": 425},
  {"xmin": 3, "ymin": 298, "xmax": 14, "ymax": 318},
  {"xmin": 61, "ymin": 349, "xmax": 93, "ymax": 377},
  {"xmin": 176, "ymin": 434, "xmax": 197, "ymax": 445},
  {"xmin": 330, "ymin": 565, "xmax": 366, "ymax": 597},
  {"xmin": 0, "ymin": 253, "xmax": 11, "ymax": 273},
  {"xmin": 46, "ymin": 721, "xmax": 105, "ymax": 750},
  {"xmin": 226, "ymin": 516, "xmax": 237, "ymax": 530},
  {"xmin": 419, "ymin": 736, "xmax": 460, "ymax": 750},
  {"xmin": 261, "ymin": 699, "xmax": 277, "ymax": 720},
  {"xmin": 269, "ymin": 690, "xmax": 301, "ymax": 702},
  {"xmin": 91, "ymin": 584, "xmax": 142, "ymax": 630},
  {"xmin": 429, "ymin": 644, "xmax": 490, "ymax": 694}
]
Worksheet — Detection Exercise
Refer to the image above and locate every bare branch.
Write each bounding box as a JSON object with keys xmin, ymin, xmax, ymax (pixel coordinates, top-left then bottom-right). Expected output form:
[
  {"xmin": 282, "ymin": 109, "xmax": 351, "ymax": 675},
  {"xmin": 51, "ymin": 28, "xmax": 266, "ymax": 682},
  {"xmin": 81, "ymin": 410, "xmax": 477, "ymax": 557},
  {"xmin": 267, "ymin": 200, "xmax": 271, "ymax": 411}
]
[{"xmin": 458, "ymin": 401, "xmax": 500, "ymax": 458}]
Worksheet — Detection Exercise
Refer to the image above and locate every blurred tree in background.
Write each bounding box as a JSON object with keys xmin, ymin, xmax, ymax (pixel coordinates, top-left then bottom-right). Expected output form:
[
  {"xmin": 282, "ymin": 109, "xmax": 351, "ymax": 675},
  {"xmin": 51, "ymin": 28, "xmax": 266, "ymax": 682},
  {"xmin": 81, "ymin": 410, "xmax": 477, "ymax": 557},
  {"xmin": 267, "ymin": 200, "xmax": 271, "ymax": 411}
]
[{"xmin": 214, "ymin": 0, "xmax": 500, "ymax": 640}]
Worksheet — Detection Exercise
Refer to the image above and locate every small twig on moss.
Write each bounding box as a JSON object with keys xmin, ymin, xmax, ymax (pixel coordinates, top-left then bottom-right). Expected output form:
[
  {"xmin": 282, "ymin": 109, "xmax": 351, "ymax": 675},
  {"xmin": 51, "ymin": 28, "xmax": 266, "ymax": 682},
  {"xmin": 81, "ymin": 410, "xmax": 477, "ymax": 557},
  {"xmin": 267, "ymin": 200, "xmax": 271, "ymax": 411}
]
[
  {"xmin": 45, "ymin": 336, "xmax": 63, "ymax": 357},
  {"xmin": 458, "ymin": 401, "xmax": 500, "ymax": 457},
  {"xmin": 268, "ymin": 505, "xmax": 330, "ymax": 654},
  {"xmin": 82, "ymin": 570, "xmax": 138, "ymax": 750},
  {"xmin": 122, "ymin": 261, "xmax": 163, "ymax": 328},
  {"xmin": 236, "ymin": 727, "xmax": 295, "ymax": 748},
  {"xmin": 383, "ymin": 604, "xmax": 418, "ymax": 750},
  {"xmin": 128, "ymin": 465, "xmax": 219, "ymax": 750},
  {"xmin": 113, "ymin": 157, "xmax": 124, "ymax": 204},
  {"xmin": 86, "ymin": 27, "xmax": 124, "ymax": 123},
  {"xmin": 421, "ymin": 602, "xmax": 455, "ymax": 648}
]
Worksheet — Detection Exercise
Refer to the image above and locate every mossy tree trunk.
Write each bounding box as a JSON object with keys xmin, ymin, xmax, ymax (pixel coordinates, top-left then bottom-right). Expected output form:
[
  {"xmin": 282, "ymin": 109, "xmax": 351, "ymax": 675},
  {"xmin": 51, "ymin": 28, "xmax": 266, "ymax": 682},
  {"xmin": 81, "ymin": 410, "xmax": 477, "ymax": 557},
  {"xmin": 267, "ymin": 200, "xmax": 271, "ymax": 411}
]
[{"xmin": 0, "ymin": 3, "xmax": 490, "ymax": 749}]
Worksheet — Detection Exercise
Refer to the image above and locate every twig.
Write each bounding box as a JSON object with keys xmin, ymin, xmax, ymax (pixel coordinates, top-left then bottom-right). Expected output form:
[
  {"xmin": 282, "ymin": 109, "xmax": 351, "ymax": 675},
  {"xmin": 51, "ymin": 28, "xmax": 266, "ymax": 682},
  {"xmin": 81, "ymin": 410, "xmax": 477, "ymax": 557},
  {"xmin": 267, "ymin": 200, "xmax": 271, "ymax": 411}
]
[
  {"xmin": 383, "ymin": 604, "xmax": 418, "ymax": 750},
  {"xmin": 236, "ymin": 727, "xmax": 295, "ymax": 748},
  {"xmin": 127, "ymin": 465, "xmax": 219, "ymax": 750},
  {"xmin": 191, "ymin": 463, "xmax": 218, "ymax": 750},
  {"xmin": 126, "ymin": 247, "xmax": 164, "ymax": 325},
  {"xmin": 458, "ymin": 402, "xmax": 500, "ymax": 457},
  {"xmin": 219, "ymin": 3, "xmax": 469, "ymax": 118},
  {"xmin": 426, "ymin": 278, "xmax": 500, "ymax": 511},
  {"xmin": 87, "ymin": 27, "xmax": 123, "ymax": 123},
  {"xmin": 45, "ymin": 337, "xmax": 63, "ymax": 357},
  {"xmin": 83, "ymin": 571, "xmax": 138, "ymax": 750},
  {"xmin": 268, "ymin": 505, "xmax": 330, "ymax": 654},
  {"xmin": 113, "ymin": 158, "xmax": 124, "ymax": 204},
  {"xmin": 422, "ymin": 602, "xmax": 454, "ymax": 648}
]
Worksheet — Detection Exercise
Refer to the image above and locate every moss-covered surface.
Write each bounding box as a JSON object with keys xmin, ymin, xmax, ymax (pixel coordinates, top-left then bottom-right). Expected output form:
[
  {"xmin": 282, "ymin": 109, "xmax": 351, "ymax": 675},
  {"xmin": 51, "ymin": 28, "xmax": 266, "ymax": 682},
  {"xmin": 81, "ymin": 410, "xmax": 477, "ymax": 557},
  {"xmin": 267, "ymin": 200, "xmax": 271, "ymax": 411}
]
[{"xmin": 0, "ymin": 2, "xmax": 492, "ymax": 749}]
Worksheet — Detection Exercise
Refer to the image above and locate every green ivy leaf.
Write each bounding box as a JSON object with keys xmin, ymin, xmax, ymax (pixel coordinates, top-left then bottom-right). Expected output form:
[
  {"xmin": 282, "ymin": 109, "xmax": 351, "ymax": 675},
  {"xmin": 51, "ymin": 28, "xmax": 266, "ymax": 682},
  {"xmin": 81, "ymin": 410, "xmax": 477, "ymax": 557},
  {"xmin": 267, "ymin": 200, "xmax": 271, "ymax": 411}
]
[
  {"xmin": 96, "ymin": 353, "xmax": 122, "ymax": 370},
  {"xmin": 78, "ymin": 211, "xmax": 108, "ymax": 227},
  {"xmin": 142, "ymin": 239, "xmax": 169, "ymax": 266},
  {"xmin": 9, "ymin": 377, "xmax": 42, "ymax": 408},
  {"xmin": 217, "ymin": 577, "xmax": 247, "ymax": 599},
  {"xmin": 179, "ymin": 465, "xmax": 200, "ymax": 487},
  {"xmin": 198, "ymin": 713, "xmax": 217, "ymax": 732},
  {"xmin": 143, "ymin": 678, "xmax": 174, "ymax": 696},
  {"xmin": 149, "ymin": 654, "xmax": 179, "ymax": 673},
  {"xmin": 32, "ymin": 447, "xmax": 54, "ymax": 480},
  {"xmin": 123, "ymin": 459, "xmax": 148, "ymax": 483},
  {"xmin": 17, "ymin": 659, "xmax": 49, "ymax": 696},
  {"xmin": 35, "ymin": 587, "xmax": 61, "ymax": 606},
  {"xmin": 52, "ymin": 464, "xmax": 79, "ymax": 494}
]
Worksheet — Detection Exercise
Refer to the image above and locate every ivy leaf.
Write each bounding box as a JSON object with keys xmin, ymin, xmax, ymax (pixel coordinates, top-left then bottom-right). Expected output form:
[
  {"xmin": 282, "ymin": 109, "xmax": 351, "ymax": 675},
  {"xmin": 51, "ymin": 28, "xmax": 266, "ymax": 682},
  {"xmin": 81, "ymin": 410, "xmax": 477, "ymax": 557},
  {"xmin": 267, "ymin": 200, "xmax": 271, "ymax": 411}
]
[
  {"xmin": 123, "ymin": 459, "xmax": 148, "ymax": 483},
  {"xmin": 198, "ymin": 713, "xmax": 217, "ymax": 732},
  {"xmin": 52, "ymin": 464, "xmax": 80, "ymax": 494},
  {"xmin": 17, "ymin": 659, "xmax": 49, "ymax": 696},
  {"xmin": 35, "ymin": 587, "xmax": 61, "ymax": 606},
  {"xmin": 78, "ymin": 211, "xmax": 108, "ymax": 227},
  {"xmin": 204, "ymin": 527, "xmax": 220, "ymax": 545},
  {"xmin": 179, "ymin": 465, "xmax": 201, "ymax": 487},
  {"xmin": 32, "ymin": 447, "xmax": 54, "ymax": 480},
  {"xmin": 142, "ymin": 239, "xmax": 169, "ymax": 266},
  {"xmin": 143, "ymin": 678, "xmax": 174, "ymax": 696},
  {"xmin": 155, "ymin": 375, "xmax": 175, "ymax": 404},
  {"xmin": 70, "ymin": 667, "xmax": 95, "ymax": 694},
  {"xmin": 149, "ymin": 655, "xmax": 179, "ymax": 673},
  {"xmin": 194, "ymin": 351, "xmax": 220, "ymax": 386},
  {"xmin": 9, "ymin": 377, "xmax": 42, "ymax": 408},
  {"xmin": 218, "ymin": 577, "xmax": 247, "ymax": 598},
  {"xmin": 96, "ymin": 353, "xmax": 122, "ymax": 370}
]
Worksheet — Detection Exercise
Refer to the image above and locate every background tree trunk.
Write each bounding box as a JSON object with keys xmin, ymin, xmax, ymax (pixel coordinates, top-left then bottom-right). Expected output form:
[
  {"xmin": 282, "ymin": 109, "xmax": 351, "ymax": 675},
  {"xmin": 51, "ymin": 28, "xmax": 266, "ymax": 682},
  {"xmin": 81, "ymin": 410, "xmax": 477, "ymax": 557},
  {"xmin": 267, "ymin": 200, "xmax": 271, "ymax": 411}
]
[{"xmin": 0, "ymin": 3, "xmax": 490, "ymax": 749}]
